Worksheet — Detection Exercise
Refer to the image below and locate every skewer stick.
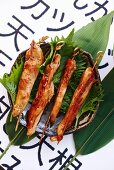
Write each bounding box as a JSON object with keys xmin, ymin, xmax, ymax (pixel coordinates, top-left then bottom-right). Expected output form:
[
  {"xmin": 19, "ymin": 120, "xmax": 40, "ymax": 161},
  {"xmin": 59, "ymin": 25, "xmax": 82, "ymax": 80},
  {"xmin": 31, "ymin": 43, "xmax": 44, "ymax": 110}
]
[
  {"xmin": 72, "ymin": 47, "xmax": 82, "ymax": 59},
  {"xmin": 37, "ymin": 36, "xmax": 49, "ymax": 44},
  {"xmin": 15, "ymin": 113, "xmax": 21, "ymax": 131},
  {"xmin": 93, "ymin": 51, "xmax": 104, "ymax": 70},
  {"xmin": 39, "ymin": 42, "xmax": 64, "ymax": 142},
  {"xmin": 40, "ymin": 47, "xmax": 80, "ymax": 142}
]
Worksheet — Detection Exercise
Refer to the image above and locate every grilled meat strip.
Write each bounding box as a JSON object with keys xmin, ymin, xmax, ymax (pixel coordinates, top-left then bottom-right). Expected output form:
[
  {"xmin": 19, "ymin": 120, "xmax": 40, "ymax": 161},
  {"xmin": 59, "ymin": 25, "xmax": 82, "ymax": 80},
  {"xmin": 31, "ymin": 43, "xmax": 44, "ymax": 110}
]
[
  {"xmin": 50, "ymin": 58, "xmax": 76, "ymax": 124},
  {"xmin": 12, "ymin": 40, "xmax": 44, "ymax": 117},
  {"xmin": 27, "ymin": 54, "xmax": 61, "ymax": 136}
]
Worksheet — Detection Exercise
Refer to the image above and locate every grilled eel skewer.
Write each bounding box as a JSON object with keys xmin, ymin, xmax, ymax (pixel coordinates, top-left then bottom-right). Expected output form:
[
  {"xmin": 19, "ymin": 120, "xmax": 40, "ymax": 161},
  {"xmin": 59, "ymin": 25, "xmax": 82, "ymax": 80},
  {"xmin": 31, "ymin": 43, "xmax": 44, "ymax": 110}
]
[
  {"xmin": 27, "ymin": 54, "xmax": 61, "ymax": 136},
  {"xmin": 12, "ymin": 40, "xmax": 44, "ymax": 117},
  {"xmin": 50, "ymin": 67, "xmax": 95, "ymax": 142},
  {"xmin": 50, "ymin": 58, "xmax": 76, "ymax": 124}
]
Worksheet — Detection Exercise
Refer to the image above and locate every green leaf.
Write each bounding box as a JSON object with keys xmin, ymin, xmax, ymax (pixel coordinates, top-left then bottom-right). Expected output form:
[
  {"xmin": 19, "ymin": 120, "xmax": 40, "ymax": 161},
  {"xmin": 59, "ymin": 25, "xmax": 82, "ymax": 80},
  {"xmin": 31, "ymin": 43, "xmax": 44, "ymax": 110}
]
[
  {"xmin": 72, "ymin": 11, "xmax": 114, "ymax": 155},
  {"xmin": 38, "ymin": 43, "xmax": 54, "ymax": 74},
  {"xmin": 51, "ymin": 35, "xmax": 65, "ymax": 45},
  {"xmin": 0, "ymin": 58, "xmax": 24, "ymax": 104},
  {"xmin": 64, "ymin": 68, "xmax": 114, "ymax": 170},
  {"xmin": 56, "ymin": 53, "xmax": 91, "ymax": 114},
  {"xmin": 5, "ymin": 111, "xmax": 35, "ymax": 146},
  {"xmin": 0, "ymin": 126, "xmax": 25, "ymax": 160},
  {"xmin": 76, "ymin": 84, "xmax": 103, "ymax": 126},
  {"xmin": 63, "ymin": 11, "xmax": 114, "ymax": 170},
  {"xmin": 0, "ymin": 111, "xmax": 35, "ymax": 159},
  {"xmin": 72, "ymin": 11, "xmax": 114, "ymax": 61},
  {"xmin": 73, "ymin": 68, "xmax": 114, "ymax": 155},
  {"xmin": 65, "ymin": 28, "xmax": 75, "ymax": 45}
]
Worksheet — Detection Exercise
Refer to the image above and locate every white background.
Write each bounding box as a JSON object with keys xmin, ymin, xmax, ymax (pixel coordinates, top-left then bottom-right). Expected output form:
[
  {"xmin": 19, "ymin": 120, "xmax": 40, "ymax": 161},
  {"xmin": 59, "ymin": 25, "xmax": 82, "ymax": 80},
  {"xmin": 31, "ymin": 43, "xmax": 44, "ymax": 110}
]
[{"xmin": 0, "ymin": 0, "xmax": 114, "ymax": 170}]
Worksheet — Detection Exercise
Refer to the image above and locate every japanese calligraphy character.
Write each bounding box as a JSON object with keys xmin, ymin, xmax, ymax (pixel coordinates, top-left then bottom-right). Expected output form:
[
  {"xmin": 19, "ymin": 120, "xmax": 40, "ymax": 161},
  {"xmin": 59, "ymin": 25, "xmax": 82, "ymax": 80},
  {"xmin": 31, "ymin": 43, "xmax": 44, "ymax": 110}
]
[
  {"xmin": 59, "ymin": 154, "xmax": 82, "ymax": 170},
  {"xmin": 0, "ymin": 142, "xmax": 21, "ymax": 170},
  {"xmin": 98, "ymin": 48, "xmax": 113, "ymax": 69},
  {"xmin": 47, "ymin": 20, "xmax": 75, "ymax": 31},
  {"xmin": 52, "ymin": 9, "xmax": 65, "ymax": 22},
  {"xmin": 0, "ymin": 96, "xmax": 10, "ymax": 120},
  {"xmin": 0, "ymin": 50, "xmax": 12, "ymax": 67},
  {"xmin": 0, "ymin": 141, "xmax": 4, "ymax": 153},
  {"xmin": 108, "ymin": 49, "xmax": 113, "ymax": 56},
  {"xmin": 20, "ymin": 135, "xmax": 55, "ymax": 166},
  {"xmin": 2, "ymin": 155, "xmax": 21, "ymax": 170},
  {"xmin": 0, "ymin": 15, "xmax": 34, "ymax": 51},
  {"xmin": 21, "ymin": 0, "xmax": 50, "ymax": 20},
  {"xmin": 49, "ymin": 148, "xmax": 67, "ymax": 170},
  {"xmin": 73, "ymin": 0, "xmax": 109, "ymax": 21},
  {"xmin": 21, "ymin": 1, "xmax": 74, "ymax": 32},
  {"xmin": 73, "ymin": 0, "xmax": 88, "ymax": 10},
  {"xmin": 85, "ymin": 1, "xmax": 109, "ymax": 21},
  {"xmin": 47, "ymin": 9, "xmax": 75, "ymax": 31},
  {"xmin": 49, "ymin": 148, "xmax": 82, "ymax": 170},
  {"xmin": 3, "ymin": 123, "xmax": 7, "ymax": 134},
  {"xmin": 98, "ymin": 63, "xmax": 109, "ymax": 69}
]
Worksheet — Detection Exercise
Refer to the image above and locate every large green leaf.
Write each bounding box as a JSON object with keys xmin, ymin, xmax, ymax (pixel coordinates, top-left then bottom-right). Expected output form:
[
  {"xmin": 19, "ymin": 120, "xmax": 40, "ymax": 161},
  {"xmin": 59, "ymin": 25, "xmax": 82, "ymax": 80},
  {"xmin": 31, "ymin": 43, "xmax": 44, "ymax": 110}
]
[
  {"xmin": 73, "ymin": 68, "xmax": 114, "ymax": 154},
  {"xmin": 5, "ymin": 111, "xmax": 35, "ymax": 146},
  {"xmin": 64, "ymin": 68, "xmax": 114, "ymax": 170},
  {"xmin": 72, "ymin": 11, "xmax": 114, "ymax": 155},
  {"xmin": 64, "ymin": 11, "xmax": 114, "ymax": 169},
  {"xmin": 0, "ymin": 111, "xmax": 36, "ymax": 159},
  {"xmin": 72, "ymin": 11, "xmax": 114, "ymax": 60}
]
